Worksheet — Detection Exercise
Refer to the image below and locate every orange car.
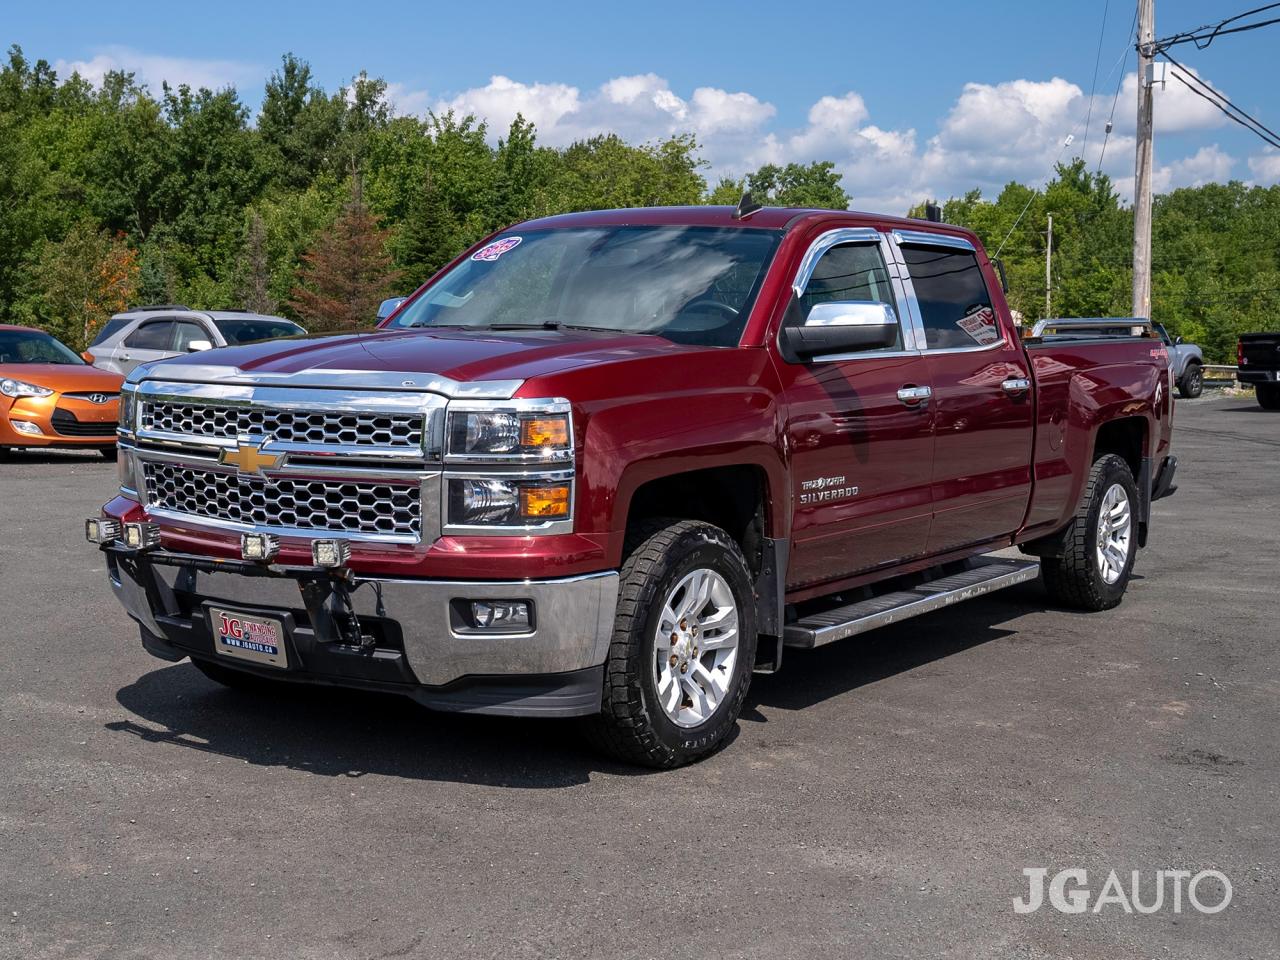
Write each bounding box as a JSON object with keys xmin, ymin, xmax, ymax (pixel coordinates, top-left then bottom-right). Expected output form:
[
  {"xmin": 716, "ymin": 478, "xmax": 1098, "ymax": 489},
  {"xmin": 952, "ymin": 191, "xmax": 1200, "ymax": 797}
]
[{"xmin": 1, "ymin": 324, "xmax": 123, "ymax": 457}]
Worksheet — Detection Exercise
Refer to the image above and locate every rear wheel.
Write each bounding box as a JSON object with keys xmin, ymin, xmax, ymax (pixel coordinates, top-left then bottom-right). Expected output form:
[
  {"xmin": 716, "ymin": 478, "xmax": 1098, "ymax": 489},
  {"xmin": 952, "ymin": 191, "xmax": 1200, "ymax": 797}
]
[
  {"xmin": 585, "ymin": 519, "xmax": 757, "ymax": 768},
  {"xmin": 1257, "ymin": 384, "xmax": 1280, "ymax": 410},
  {"xmin": 1042, "ymin": 454, "xmax": 1139, "ymax": 611},
  {"xmin": 1178, "ymin": 362, "xmax": 1203, "ymax": 399}
]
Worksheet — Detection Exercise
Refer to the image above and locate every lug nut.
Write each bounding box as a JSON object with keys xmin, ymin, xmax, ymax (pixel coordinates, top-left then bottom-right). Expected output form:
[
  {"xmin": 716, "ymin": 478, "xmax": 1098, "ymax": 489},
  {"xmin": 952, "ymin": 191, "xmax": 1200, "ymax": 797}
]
[
  {"xmin": 669, "ymin": 654, "xmax": 678, "ymax": 667},
  {"xmin": 679, "ymin": 662, "xmax": 688, "ymax": 674},
  {"xmin": 670, "ymin": 632, "xmax": 679, "ymax": 645},
  {"xmin": 679, "ymin": 618, "xmax": 687, "ymax": 630}
]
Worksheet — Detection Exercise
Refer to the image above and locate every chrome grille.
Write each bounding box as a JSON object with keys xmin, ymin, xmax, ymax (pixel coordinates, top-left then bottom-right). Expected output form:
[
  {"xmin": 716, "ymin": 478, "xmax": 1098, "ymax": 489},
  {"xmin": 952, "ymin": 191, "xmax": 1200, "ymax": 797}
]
[
  {"xmin": 143, "ymin": 461, "xmax": 422, "ymax": 539},
  {"xmin": 140, "ymin": 400, "xmax": 424, "ymax": 449}
]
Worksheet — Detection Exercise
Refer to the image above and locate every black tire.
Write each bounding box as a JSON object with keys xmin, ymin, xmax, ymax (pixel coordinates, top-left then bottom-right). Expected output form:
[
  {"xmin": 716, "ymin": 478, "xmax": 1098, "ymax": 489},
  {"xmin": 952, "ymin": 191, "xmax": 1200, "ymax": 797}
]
[
  {"xmin": 1257, "ymin": 384, "xmax": 1280, "ymax": 410},
  {"xmin": 99, "ymin": 446, "xmax": 119, "ymax": 461},
  {"xmin": 585, "ymin": 519, "xmax": 758, "ymax": 769},
  {"xmin": 190, "ymin": 657, "xmax": 281, "ymax": 694},
  {"xmin": 1041, "ymin": 454, "xmax": 1139, "ymax": 612},
  {"xmin": 1178, "ymin": 362, "xmax": 1203, "ymax": 399}
]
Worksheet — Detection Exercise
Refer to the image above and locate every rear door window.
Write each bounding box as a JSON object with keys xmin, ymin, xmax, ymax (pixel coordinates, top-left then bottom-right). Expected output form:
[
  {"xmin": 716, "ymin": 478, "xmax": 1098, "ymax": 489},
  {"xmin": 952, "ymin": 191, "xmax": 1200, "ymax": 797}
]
[
  {"xmin": 900, "ymin": 246, "xmax": 1002, "ymax": 350},
  {"xmin": 124, "ymin": 321, "xmax": 175, "ymax": 351}
]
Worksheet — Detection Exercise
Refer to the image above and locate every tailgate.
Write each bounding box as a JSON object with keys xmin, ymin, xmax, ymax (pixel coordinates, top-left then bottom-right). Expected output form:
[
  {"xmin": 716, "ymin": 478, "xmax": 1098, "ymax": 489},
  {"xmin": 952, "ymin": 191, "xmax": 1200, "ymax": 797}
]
[{"xmin": 1240, "ymin": 334, "xmax": 1280, "ymax": 369}]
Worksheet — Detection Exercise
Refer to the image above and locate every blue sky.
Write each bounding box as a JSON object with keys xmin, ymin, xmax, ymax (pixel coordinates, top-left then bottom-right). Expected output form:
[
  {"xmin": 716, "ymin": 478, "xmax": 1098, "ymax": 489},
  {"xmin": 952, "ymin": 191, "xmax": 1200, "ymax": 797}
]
[{"xmin": 8, "ymin": 0, "xmax": 1279, "ymax": 210}]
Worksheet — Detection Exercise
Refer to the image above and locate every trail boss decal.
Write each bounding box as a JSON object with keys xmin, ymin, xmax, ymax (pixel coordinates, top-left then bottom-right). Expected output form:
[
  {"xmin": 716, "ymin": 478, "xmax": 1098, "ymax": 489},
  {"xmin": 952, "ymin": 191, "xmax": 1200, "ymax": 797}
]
[
  {"xmin": 471, "ymin": 236, "xmax": 522, "ymax": 262},
  {"xmin": 957, "ymin": 305, "xmax": 1001, "ymax": 346},
  {"xmin": 800, "ymin": 475, "xmax": 860, "ymax": 505}
]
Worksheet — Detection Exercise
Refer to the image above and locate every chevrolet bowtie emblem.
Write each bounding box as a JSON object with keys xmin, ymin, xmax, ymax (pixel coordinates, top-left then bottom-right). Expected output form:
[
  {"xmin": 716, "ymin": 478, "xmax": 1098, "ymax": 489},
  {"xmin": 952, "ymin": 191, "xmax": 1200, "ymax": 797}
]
[{"xmin": 219, "ymin": 443, "xmax": 282, "ymax": 475}]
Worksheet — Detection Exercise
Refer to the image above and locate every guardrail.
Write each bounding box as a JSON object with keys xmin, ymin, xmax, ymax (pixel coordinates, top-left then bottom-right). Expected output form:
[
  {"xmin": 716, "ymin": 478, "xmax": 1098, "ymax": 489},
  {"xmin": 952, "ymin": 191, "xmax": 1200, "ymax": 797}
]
[{"xmin": 1202, "ymin": 364, "xmax": 1238, "ymax": 378}]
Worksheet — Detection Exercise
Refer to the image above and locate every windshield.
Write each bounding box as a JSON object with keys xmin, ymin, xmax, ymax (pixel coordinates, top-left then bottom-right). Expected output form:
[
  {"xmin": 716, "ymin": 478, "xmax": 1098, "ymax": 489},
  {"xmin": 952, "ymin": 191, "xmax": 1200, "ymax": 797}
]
[
  {"xmin": 0, "ymin": 329, "xmax": 85, "ymax": 365},
  {"xmin": 388, "ymin": 225, "xmax": 782, "ymax": 347},
  {"xmin": 214, "ymin": 317, "xmax": 305, "ymax": 345}
]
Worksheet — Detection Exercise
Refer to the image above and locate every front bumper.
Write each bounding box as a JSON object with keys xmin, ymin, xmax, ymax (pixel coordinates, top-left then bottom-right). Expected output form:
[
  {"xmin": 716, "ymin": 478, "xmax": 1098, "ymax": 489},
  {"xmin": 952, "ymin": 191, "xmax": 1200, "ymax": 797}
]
[
  {"xmin": 103, "ymin": 545, "xmax": 618, "ymax": 717},
  {"xmin": 1, "ymin": 394, "xmax": 118, "ymax": 447}
]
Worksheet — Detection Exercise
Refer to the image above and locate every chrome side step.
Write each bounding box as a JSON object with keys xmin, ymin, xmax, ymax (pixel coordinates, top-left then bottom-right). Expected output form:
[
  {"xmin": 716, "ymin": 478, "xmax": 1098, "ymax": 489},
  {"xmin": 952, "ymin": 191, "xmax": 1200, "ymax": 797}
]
[{"xmin": 783, "ymin": 557, "xmax": 1040, "ymax": 649}]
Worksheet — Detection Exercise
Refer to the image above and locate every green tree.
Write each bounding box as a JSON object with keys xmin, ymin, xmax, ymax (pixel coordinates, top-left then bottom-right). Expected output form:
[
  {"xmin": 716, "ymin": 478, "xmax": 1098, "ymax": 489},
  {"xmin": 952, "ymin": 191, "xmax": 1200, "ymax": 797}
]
[{"xmin": 23, "ymin": 221, "xmax": 139, "ymax": 349}]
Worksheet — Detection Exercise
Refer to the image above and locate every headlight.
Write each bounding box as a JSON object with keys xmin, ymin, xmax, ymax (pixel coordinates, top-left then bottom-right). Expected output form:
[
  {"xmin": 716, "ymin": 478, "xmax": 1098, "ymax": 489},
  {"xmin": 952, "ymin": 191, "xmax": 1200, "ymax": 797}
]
[
  {"xmin": 447, "ymin": 475, "xmax": 572, "ymax": 528},
  {"xmin": 446, "ymin": 400, "xmax": 572, "ymax": 462},
  {"xmin": 117, "ymin": 386, "xmax": 137, "ymax": 434},
  {"xmin": 0, "ymin": 378, "xmax": 54, "ymax": 399}
]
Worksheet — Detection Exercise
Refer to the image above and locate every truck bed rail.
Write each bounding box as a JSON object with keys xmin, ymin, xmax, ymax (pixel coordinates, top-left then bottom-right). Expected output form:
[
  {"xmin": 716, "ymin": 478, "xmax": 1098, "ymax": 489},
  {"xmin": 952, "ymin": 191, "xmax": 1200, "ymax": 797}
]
[{"xmin": 1027, "ymin": 317, "xmax": 1155, "ymax": 339}]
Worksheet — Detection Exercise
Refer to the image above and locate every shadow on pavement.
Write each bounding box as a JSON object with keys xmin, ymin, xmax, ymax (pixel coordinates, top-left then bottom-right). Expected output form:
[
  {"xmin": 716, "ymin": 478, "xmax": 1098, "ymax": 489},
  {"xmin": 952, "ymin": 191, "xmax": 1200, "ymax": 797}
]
[
  {"xmin": 108, "ymin": 581, "xmax": 1049, "ymax": 784},
  {"xmin": 746, "ymin": 583, "xmax": 1038, "ymax": 715}
]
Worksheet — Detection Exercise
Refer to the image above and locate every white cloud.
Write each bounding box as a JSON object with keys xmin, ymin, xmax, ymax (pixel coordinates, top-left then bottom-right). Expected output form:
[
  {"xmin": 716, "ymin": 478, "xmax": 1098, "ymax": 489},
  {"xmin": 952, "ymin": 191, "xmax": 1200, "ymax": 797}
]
[
  {"xmin": 54, "ymin": 46, "xmax": 261, "ymax": 95},
  {"xmin": 59, "ymin": 47, "xmax": 1248, "ymax": 213},
  {"xmin": 1248, "ymin": 148, "xmax": 1280, "ymax": 185}
]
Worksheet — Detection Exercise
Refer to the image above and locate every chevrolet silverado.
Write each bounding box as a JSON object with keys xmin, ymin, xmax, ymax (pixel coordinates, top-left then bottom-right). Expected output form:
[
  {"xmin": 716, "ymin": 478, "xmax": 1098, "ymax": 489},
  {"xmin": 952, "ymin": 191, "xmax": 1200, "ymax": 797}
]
[{"xmin": 87, "ymin": 205, "xmax": 1177, "ymax": 767}]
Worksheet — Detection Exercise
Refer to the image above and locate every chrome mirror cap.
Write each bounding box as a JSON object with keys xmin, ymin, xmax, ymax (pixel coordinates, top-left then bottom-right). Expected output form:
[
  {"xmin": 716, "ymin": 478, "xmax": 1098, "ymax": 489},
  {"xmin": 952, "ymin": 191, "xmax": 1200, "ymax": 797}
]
[{"xmin": 804, "ymin": 300, "xmax": 899, "ymax": 329}]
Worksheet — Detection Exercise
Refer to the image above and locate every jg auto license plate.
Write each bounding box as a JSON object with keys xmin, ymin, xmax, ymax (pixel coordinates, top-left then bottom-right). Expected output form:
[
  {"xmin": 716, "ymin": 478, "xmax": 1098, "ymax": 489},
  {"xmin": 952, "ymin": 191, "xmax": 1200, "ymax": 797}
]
[{"xmin": 209, "ymin": 606, "xmax": 289, "ymax": 669}]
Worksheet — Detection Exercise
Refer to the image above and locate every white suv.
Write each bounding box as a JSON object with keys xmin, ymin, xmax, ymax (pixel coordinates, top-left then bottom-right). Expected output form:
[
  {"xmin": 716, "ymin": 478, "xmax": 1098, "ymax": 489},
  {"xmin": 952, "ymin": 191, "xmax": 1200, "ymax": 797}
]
[{"xmin": 85, "ymin": 306, "xmax": 305, "ymax": 376}]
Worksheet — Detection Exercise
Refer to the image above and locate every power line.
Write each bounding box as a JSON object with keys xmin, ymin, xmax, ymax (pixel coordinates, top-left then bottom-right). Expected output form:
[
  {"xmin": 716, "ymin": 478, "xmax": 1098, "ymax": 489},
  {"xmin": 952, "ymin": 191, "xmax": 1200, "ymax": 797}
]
[
  {"xmin": 1160, "ymin": 51, "xmax": 1280, "ymax": 149},
  {"xmin": 1098, "ymin": 5, "xmax": 1139, "ymax": 174},
  {"xmin": 1080, "ymin": 0, "xmax": 1112, "ymax": 159},
  {"xmin": 1150, "ymin": 2, "xmax": 1280, "ymax": 52}
]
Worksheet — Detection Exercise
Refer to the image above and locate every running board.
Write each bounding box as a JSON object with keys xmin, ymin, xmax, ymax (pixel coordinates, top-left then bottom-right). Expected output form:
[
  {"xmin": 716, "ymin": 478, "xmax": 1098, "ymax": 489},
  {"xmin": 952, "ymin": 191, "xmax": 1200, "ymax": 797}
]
[{"xmin": 783, "ymin": 557, "xmax": 1040, "ymax": 649}]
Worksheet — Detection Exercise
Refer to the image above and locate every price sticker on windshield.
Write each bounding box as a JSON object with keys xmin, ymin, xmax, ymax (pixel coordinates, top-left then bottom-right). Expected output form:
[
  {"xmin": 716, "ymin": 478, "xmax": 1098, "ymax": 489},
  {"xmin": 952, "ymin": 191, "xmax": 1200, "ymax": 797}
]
[{"xmin": 471, "ymin": 236, "xmax": 522, "ymax": 262}]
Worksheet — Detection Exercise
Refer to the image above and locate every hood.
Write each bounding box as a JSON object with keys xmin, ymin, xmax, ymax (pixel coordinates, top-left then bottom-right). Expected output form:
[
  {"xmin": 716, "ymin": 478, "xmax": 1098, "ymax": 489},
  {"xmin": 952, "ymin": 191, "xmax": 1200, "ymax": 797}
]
[
  {"xmin": 0, "ymin": 363, "xmax": 124, "ymax": 393},
  {"xmin": 140, "ymin": 328, "xmax": 704, "ymax": 387}
]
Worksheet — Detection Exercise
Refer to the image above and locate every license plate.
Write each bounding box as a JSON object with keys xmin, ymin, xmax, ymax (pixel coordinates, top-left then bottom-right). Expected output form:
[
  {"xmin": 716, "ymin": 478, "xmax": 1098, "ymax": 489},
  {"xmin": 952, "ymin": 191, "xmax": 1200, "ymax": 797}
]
[{"xmin": 208, "ymin": 606, "xmax": 289, "ymax": 669}]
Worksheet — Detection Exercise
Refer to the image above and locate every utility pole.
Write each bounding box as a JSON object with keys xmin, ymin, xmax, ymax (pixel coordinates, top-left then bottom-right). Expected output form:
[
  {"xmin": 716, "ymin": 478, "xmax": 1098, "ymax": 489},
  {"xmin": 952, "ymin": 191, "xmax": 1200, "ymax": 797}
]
[
  {"xmin": 1133, "ymin": 0, "xmax": 1155, "ymax": 319},
  {"xmin": 1045, "ymin": 213, "xmax": 1053, "ymax": 318}
]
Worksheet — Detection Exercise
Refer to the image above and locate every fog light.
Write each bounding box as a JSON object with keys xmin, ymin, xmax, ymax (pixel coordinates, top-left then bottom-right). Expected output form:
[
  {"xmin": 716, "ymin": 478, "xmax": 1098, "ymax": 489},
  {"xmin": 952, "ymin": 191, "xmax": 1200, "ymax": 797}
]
[
  {"xmin": 122, "ymin": 521, "xmax": 160, "ymax": 550},
  {"xmin": 241, "ymin": 532, "xmax": 279, "ymax": 562},
  {"xmin": 471, "ymin": 600, "xmax": 531, "ymax": 631},
  {"xmin": 85, "ymin": 518, "xmax": 122, "ymax": 543},
  {"xmin": 311, "ymin": 538, "xmax": 350, "ymax": 568},
  {"xmin": 11, "ymin": 420, "xmax": 42, "ymax": 436}
]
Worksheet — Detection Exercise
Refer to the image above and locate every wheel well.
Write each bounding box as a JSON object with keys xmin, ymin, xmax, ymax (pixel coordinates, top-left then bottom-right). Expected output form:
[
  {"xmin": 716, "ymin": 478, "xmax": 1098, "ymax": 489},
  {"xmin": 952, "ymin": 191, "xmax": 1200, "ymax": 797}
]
[
  {"xmin": 1093, "ymin": 417, "xmax": 1147, "ymax": 478},
  {"xmin": 626, "ymin": 465, "xmax": 768, "ymax": 573}
]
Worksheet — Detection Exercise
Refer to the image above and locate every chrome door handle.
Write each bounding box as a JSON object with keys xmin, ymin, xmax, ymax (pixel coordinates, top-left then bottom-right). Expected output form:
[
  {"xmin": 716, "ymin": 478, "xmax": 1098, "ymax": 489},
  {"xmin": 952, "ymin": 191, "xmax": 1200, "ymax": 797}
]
[
  {"xmin": 897, "ymin": 385, "xmax": 932, "ymax": 405},
  {"xmin": 1001, "ymin": 377, "xmax": 1032, "ymax": 395}
]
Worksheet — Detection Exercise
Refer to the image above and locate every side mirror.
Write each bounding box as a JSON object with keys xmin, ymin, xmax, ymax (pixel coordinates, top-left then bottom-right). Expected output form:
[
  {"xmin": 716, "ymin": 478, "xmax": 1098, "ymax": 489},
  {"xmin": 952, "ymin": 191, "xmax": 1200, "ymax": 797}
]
[
  {"xmin": 780, "ymin": 301, "xmax": 900, "ymax": 360},
  {"xmin": 1174, "ymin": 335, "xmax": 1183, "ymax": 346},
  {"xmin": 186, "ymin": 340, "xmax": 213, "ymax": 353},
  {"xmin": 377, "ymin": 296, "xmax": 408, "ymax": 321}
]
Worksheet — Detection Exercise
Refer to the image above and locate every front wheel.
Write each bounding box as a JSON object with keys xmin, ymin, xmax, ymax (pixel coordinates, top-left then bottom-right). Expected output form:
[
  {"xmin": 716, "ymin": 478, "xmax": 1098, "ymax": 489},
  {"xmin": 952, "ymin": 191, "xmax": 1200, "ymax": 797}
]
[
  {"xmin": 1041, "ymin": 454, "xmax": 1139, "ymax": 611},
  {"xmin": 1178, "ymin": 363, "xmax": 1203, "ymax": 399},
  {"xmin": 585, "ymin": 519, "xmax": 758, "ymax": 768},
  {"xmin": 1257, "ymin": 384, "xmax": 1280, "ymax": 410}
]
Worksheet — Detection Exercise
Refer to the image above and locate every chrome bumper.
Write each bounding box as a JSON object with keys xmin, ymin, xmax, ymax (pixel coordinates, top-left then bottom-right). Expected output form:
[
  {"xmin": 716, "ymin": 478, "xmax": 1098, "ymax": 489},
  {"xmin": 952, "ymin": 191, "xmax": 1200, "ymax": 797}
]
[{"xmin": 105, "ymin": 547, "xmax": 618, "ymax": 714}]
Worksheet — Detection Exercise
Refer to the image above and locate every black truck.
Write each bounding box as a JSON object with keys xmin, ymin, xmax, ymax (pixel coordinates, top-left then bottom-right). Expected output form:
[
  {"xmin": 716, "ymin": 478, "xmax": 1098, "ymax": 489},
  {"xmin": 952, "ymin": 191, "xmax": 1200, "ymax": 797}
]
[{"xmin": 1238, "ymin": 333, "xmax": 1280, "ymax": 409}]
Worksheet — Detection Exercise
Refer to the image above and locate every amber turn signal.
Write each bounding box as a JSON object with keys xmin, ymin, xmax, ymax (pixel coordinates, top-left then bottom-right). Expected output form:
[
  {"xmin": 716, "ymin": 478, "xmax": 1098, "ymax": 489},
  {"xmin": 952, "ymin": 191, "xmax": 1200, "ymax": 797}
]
[
  {"xmin": 520, "ymin": 416, "xmax": 569, "ymax": 449},
  {"xmin": 520, "ymin": 484, "xmax": 570, "ymax": 519}
]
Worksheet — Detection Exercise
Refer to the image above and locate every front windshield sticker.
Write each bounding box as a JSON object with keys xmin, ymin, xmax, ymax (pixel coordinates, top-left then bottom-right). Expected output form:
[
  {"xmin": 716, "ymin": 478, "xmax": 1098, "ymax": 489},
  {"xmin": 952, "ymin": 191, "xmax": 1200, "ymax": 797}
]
[
  {"xmin": 471, "ymin": 236, "xmax": 522, "ymax": 262},
  {"xmin": 957, "ymin": 305, "xmax": 1001, "ymax": 345}
]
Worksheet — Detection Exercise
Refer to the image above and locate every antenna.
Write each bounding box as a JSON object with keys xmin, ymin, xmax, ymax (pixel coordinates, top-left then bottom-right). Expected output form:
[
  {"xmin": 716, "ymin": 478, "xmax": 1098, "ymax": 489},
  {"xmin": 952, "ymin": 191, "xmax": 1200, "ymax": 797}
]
[{"xmin": 732, "ymin": 190, "xmax": 763, "ymax": 221}]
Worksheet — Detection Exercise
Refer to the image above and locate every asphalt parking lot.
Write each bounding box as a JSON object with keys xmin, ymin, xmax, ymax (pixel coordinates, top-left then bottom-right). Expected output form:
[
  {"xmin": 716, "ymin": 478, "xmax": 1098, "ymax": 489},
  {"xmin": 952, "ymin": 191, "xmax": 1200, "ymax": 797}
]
[{"xmin": 2, "ymin": 393, "xmax": 1277, "ymax": 960}]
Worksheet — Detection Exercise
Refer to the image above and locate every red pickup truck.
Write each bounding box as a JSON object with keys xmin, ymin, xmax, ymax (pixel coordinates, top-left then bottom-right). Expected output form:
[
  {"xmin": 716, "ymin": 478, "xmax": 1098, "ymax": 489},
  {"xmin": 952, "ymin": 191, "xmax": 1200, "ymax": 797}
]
[{"xmin": 88, "ymin": 205, "xmax": 1176, "ymax": 767}]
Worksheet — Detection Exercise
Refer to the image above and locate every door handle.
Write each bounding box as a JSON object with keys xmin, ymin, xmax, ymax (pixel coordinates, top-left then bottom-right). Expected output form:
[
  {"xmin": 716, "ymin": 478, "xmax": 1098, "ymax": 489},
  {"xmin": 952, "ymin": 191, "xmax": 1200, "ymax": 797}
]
[
  {"xmin": 1001, "ymin": 377, "xmax": 1032, "ymax": 395},
  {"xmin": 896, "ymin": 385, "xmax": 932, "ymax": 406}
]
